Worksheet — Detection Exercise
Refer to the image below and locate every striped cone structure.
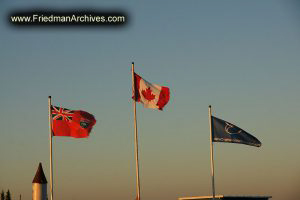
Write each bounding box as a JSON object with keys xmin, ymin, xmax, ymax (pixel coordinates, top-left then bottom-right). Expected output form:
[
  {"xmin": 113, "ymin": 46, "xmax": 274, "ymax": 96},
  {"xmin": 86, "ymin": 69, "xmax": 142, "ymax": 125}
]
[{"xmin": 32, "ymin": 163, "xmax": 48, "ymax": 200}]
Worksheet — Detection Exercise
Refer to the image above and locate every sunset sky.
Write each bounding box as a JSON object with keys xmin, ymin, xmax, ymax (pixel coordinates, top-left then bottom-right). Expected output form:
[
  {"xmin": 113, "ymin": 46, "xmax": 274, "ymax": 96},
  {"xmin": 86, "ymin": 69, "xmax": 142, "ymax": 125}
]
[{"xmin": 0, "ymin": 1, "xmax": 300, "ymax": 200}]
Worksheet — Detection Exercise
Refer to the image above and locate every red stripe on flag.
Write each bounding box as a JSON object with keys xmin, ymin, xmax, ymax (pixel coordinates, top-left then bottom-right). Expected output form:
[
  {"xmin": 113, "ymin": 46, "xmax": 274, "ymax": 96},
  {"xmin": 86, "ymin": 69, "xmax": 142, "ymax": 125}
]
[
  {"xmin": 157, "ymin": 86, "xmax": 170, "ymax": 110},
  {"xmin": 133, "ymin": 73, "xmax": 141, "ymax": 102}
]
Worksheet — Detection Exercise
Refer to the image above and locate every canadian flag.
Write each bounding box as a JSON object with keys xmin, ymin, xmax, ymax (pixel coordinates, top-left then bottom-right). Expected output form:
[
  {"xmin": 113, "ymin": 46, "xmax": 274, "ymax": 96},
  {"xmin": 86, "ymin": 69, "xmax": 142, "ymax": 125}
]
[{"xmin": 133, "ymin": 73, "xmax": 170, "ymax": 110}]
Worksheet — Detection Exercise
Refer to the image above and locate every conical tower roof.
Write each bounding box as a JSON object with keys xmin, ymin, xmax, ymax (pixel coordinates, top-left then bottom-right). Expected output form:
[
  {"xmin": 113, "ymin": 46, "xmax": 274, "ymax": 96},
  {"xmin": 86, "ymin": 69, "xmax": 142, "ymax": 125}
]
[{"xmin": 32, "ymin": 162, "xmax": 48, "ymax": 184}]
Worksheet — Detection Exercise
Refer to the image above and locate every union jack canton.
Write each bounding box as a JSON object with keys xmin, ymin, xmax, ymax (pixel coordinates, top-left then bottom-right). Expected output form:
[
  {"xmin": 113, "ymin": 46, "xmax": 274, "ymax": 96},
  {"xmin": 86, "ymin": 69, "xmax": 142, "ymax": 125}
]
[{"xmin": 51, "ymin": 106, "xmax": 74, "ymax": 121}]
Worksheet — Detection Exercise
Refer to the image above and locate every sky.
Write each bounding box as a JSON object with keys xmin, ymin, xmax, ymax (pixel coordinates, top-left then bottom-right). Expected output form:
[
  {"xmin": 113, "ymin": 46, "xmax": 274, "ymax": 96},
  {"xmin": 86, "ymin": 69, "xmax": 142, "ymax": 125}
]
[{"xmin": 0, "ymin": 1, "xmax": 300, "ymax": 200}]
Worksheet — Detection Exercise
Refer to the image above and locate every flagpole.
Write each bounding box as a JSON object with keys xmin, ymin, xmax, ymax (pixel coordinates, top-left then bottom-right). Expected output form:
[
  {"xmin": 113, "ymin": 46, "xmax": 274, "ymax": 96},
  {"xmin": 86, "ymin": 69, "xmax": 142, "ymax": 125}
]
[
  {"xmin": 208, "ymin": 105, "xmax": 215, "ymax": 200},
  {"xmin": 48, "ymin": 96, "xmax": 53, "ymax": 200},
  {"xmin": 131, "ymin": 62, "xmax": 141, "ymax": 200}
]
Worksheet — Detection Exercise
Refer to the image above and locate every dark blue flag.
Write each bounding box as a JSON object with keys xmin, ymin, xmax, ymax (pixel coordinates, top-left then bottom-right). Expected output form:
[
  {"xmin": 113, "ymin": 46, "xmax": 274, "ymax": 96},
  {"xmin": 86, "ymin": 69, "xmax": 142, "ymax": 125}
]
[{"xmin": 211, "ymin": 116, "xmax": 261, "ymax": 147}]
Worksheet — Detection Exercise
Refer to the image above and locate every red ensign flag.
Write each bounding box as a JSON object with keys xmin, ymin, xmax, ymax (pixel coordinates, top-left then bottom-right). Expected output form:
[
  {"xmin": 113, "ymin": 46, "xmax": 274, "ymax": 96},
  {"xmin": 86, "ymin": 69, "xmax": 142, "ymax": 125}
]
[
  {"xmin": 51, "ymin": 106, "xmax": 96, "ymax": 138},
  {"xmin": 133, "ymin": 73, "xmax": 170, "ymax": 110}
]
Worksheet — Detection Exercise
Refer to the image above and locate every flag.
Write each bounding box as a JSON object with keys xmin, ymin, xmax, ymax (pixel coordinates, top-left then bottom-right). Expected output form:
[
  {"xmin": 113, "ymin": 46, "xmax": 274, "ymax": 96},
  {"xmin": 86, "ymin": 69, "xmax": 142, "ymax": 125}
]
[
  {"xmin": 51, "ymin": 106, "xmax": 96, "ymax": 138},
  {"xmin": 133, "ymin": 72, "xmax": 170, "ymax": 110},
  {"xmin": 211, "ymin": 116, "xmax": 261, "ymax": 147}
]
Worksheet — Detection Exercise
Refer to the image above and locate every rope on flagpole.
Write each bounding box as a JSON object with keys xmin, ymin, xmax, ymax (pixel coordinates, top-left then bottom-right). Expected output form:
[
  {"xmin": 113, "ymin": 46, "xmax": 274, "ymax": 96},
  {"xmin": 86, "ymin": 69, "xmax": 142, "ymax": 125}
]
[
  {"xmin": 209, "ymin": 105, "xmax": 216, "ymax": 200},
  {"xmin": 131, "ymin": 62, "xmax": 141, "ymax": 200},
  {"xmin": 48, "ymin": 96, "xmax": 54, "ymax": 200}
]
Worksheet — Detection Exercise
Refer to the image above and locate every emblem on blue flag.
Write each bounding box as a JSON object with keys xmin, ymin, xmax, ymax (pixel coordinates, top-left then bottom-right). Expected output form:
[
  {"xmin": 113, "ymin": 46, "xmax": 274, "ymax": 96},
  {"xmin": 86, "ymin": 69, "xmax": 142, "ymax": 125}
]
[{"xmin": 225, "ymin": 122, "xmax": 242, "ymax": 135}]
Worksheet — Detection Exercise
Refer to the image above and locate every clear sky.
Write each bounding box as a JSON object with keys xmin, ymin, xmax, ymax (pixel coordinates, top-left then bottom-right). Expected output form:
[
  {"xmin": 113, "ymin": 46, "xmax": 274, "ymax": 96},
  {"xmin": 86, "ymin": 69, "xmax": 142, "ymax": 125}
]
[{"xmin": 1, "ymin": 1, "xmax": 300, "ymax": 200}]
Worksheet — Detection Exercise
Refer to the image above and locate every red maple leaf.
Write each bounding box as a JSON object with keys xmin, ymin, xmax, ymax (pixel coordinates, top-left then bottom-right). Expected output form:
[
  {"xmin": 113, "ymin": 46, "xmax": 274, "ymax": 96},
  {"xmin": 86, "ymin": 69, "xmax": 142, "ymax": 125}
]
[{"xmin": 141, "ymin": 87, "xmax": 156, "ymax": 101}]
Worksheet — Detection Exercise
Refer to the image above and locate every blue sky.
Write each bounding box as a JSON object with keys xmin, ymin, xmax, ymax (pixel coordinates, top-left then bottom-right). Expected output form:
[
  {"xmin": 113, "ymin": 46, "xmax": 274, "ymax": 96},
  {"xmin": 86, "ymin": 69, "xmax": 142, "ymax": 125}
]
[{"xmin": 0, "ymin": 1, "xmax": 300, "ymax": 200}]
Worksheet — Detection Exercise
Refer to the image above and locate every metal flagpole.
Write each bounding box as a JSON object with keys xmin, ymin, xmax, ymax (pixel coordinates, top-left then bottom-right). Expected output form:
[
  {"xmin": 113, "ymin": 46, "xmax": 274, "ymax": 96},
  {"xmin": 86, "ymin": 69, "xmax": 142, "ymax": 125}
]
[
  {"xmin": 208, "ymin": 105, "xmax": 215, "ymax": 200},
  {"xmin": 131, "ymin": 62, "xmax": 141, "ymax": 200},
  {"xmin": 48, "ymin": 96, "xmax": 54, "ymax": 200}
]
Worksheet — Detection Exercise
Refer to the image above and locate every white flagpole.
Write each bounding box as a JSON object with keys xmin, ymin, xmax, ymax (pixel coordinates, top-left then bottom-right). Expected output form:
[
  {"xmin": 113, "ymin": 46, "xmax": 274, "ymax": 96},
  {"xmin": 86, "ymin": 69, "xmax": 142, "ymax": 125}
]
[
  {"xmin": 131, "ymin": 62, "xmax": 141, "ymax": 200},
  {"xmin": 48, "ymin": 96, "xmax": 54, "ymax": 200},
  {"xmin": 208, "ymin": 105, "xmax": 215, "ymax": 200}
]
